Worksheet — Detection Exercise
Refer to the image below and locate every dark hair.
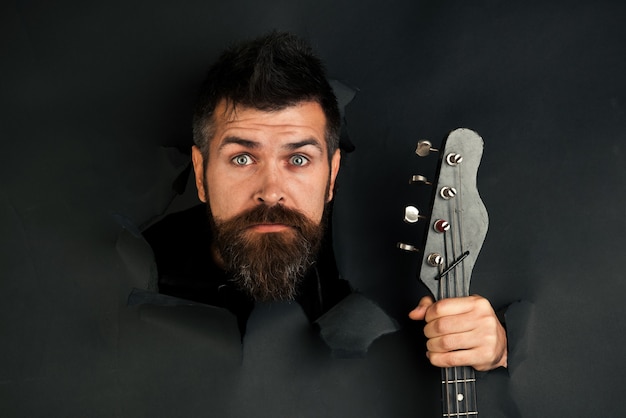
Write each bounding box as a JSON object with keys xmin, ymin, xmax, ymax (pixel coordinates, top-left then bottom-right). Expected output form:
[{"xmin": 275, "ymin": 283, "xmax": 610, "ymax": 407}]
[{"xmin": 192, "ymin": 31, "xmax": 340, "ymax": 161}]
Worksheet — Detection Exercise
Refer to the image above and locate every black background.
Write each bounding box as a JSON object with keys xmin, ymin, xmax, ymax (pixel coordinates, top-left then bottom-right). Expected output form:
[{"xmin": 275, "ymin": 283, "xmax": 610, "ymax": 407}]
[{"xmin": 2, "ymin": 0, "xmax": 625, "ymax": 416}]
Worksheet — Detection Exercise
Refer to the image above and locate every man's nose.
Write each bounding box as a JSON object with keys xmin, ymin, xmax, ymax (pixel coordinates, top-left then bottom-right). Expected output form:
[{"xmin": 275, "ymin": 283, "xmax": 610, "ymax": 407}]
[{"xmin": 254, "ymin": 163, "xmax": 285, "ymax": 206}]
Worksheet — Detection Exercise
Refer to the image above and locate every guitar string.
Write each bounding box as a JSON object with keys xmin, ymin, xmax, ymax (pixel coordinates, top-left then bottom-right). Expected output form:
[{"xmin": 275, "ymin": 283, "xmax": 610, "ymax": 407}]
[
  {"xmin": 451, "ymin": 171, "xmax": 463, "ymax": 417},
  {"xmin": 443, "ymin": 152, "xmax": 478, "ymax": 416},
  {"xmin": 455, "ymin": 161, "xmax": 468, "ymax": 417},
  {"xmin": 446, "ymin": 158, "xmax": 475, "ymax": 417},
  {"xmin": 439, "ymin": 233, "xmax": 452, "ymax": 416},
  {"xmin": 442, "ymin": 176, "xmax": 461, "ymax": 416},
  {"xmin": 440, "ymin": 186, "xmax": 460, "ymax": 417},
  {"xmin": 455, "ymin": 157, "xmax": 478, "ymax": 416}
]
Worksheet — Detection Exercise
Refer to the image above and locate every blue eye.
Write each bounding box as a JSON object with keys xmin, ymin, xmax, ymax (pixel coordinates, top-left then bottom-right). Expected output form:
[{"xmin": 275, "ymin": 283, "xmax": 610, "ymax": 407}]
[
  {"xmin": 232, "ymin": 154, "xmax": 253, "ymax": 166},
  {"xmin": 290, "ymin": 154, "xmax": 309, "ymax": 166}
]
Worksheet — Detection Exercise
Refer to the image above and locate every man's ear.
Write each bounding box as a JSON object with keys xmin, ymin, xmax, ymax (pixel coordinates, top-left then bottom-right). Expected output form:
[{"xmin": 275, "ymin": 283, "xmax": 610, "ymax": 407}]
[
  {"xmin": 327, "ymin": 149, "xmax": 341, "ymax": 202},
  {"xmin": 191, "ymin": 146, "xmax": 207, "ymax": 202}
]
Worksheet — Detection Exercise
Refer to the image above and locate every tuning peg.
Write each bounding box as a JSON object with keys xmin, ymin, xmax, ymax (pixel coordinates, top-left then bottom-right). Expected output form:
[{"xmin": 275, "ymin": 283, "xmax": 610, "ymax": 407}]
[
  {"xmin": 409, "ymin": 175, "xmax": 432, "ymax": 185},
  {"xmin": 403, "ymin": 206, "xmax": 427, "ymax": 224},
  {"xmin": 415, "ymin": 140, "xmax": 439, "ymax": 157},
  {"xmin": 439, "ymin": 186, "xmax": 457, "ymax": 200},
  {"xmin": 433, "ymin": 219, "xmax": 451, "ymax": 233},
  {"xmin": 446, "ymin": 152, "xmax": 463, "ymax": 166},
  {"xmin": 427, "ymin": 253, "xmax": 444, "ymax": 267}
]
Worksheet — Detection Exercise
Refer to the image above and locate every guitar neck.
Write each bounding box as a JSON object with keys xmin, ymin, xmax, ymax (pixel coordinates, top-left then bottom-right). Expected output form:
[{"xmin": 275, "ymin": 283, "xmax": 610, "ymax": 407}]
[
  {"xmin": 442, "ymin": 366, "xmax": 477, "ymax": 417},
  {"xmin": 398, "ymin": 129, "xmax": 488, "ymax": 417}
]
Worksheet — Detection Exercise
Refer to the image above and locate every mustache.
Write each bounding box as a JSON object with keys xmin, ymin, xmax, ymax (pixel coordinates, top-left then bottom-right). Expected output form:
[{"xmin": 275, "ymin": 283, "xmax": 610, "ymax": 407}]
[{"xmin": 217, "ymin": 204, "xmax": 313, "ymax": 232}]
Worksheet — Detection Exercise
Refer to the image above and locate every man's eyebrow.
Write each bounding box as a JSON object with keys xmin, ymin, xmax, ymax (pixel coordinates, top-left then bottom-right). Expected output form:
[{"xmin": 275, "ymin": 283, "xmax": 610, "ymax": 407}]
[
  {"xmin": 218, "ymin": 136, "xmax": 259, "ymax": 150},
  {"xmin": 283, "ymin": 138, "xmax": 324, "ymax": 153},
  {"xmin": 219, "ymin": 136, "xmax": 324, "ymax": 153}
]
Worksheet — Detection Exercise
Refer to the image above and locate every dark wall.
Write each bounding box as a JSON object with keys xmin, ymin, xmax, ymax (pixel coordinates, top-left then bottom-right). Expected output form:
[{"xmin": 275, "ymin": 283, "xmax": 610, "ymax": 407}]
[{"xmin": 2, "ymin": 0, "xmax": 625, "ymax": 416}]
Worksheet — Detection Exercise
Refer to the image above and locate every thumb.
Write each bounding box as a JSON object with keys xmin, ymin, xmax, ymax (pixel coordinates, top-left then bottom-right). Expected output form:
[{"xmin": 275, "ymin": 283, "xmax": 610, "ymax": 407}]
[{"xmin": 408, "ymin": 296, "xmax": 435, "ymax": 321}]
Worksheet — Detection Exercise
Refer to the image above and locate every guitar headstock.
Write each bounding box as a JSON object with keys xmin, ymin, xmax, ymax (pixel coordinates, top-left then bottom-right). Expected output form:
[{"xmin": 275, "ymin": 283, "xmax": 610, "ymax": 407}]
[{"xmin": 398, "ymin": 128, "xmax": 488, "ymax": 301}]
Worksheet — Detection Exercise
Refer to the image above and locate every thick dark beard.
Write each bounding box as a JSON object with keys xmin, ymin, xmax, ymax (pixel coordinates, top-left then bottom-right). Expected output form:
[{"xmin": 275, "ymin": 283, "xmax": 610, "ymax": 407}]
[{"xmin": 208, "ymin": 204, "xmax": 328, "ymax": 302}]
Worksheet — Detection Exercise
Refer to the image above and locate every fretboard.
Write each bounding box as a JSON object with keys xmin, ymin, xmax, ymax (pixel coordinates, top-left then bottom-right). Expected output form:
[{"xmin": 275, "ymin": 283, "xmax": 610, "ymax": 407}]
[{"xmin": 441, "ymin": 365, "xmax": 477, "ymax": 417}]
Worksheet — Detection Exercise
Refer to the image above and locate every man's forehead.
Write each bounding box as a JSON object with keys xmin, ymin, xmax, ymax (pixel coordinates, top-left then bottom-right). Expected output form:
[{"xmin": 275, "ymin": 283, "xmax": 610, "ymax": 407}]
[
  {"xmin": 217, "ymin": 100, "xmax": 324, "ymax": 121},
  {"xmin": 210, "ymin": 100, "xmax": 328, "ymax": 145}
]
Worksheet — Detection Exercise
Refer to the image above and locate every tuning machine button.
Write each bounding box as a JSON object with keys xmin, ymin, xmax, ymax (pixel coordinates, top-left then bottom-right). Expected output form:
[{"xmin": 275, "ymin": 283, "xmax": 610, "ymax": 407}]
[
  {"xmin": 409, "ymin": 175, "xmax": 432, "ymax": 185},
  {"xmin": 403, "ymin": 206, "xmax": 427, "ymax": 224},
  {"xmin": 415, "ymin": 140, "xmax": 439, "ymax": 157},
  {"xmin": 397, "ymin": 242, "xmax": 420, "ymax": 253}
]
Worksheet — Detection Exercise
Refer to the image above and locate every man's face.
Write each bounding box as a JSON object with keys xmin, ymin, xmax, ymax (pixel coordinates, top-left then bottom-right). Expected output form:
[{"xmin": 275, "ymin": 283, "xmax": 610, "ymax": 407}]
[{"xmin": 191, "ymin": 100, "xmax": 341, "ymax": 300}]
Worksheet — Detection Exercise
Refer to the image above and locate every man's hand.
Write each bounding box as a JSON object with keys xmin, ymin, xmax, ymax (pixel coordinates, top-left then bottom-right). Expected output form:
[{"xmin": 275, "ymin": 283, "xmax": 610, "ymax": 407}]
[{"xmin": 409, "ymin": 295, "xmax": 507, "ymax": 371}]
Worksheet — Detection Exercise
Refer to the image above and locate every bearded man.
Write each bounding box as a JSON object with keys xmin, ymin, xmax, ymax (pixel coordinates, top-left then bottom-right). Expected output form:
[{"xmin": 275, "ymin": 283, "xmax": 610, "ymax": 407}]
[{"xmin": 144, "ymin": 31, "xmax": 507, "ymax": 372}]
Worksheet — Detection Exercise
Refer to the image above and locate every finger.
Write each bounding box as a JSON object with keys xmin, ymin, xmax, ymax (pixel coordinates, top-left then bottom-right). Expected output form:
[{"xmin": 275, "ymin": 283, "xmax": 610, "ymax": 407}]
[
  {"xmin": 423, "ymin": 312, "xmax": 479, "ymax": 338},
  {"xmin": 427, "ymin": 348, "xmax": 486, "ymax": 369},
  {"xmin": 425, "ymin": 329, "xmax": 488, "ymax": 354},
  {"xmin": 424, "ymin": 295, "xmax": 491, "ymax": 323},
  {"xmin": 408, "ymin": 296, "xmax": 435, "ymax": 321},
  {"xmin": 427, "ymin": 346, "xmax": 504, "ymax": 371}
]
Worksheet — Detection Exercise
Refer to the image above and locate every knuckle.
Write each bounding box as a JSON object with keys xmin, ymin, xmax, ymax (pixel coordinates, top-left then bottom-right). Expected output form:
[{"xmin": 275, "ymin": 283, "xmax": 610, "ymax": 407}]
[
  {"xmin": 442, "ymin": 352, "xmax": 462, "ymax": 368},
  {"xmin": 431, "ymin": 298, "xmax": 450, "ymax": 316},
  {"xmin": 482, "ymin": 333, "xmax": 497, "ymax": 349},
  {"xmin": 475, "ymin": 297, "xmax": 492, "ymax": 312},
  {"xmin": 429, "ymin": 353, "xmax": 448, "ymax": 368},
  {"xmin": 480, "ymin": 316, "xmax": 499, "ymax": 334},
  {"xmin": 440, "ymin": 335, "xmax": 458, "ymax": 351},
  {"xmin": 432, "ymin": 319, "xmax": 446, "ymax": 334}
]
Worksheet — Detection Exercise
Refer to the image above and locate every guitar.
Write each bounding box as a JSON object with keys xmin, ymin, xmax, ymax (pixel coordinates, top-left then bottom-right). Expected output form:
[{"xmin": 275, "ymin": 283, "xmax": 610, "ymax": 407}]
[{"xmin": 398, "ymin": 128, "xmax": 488, "ymax": 417}]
